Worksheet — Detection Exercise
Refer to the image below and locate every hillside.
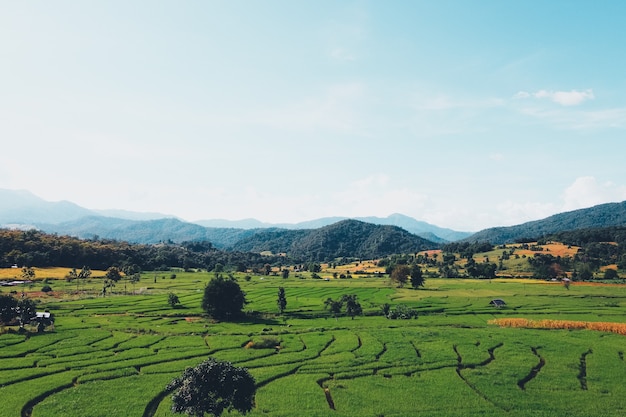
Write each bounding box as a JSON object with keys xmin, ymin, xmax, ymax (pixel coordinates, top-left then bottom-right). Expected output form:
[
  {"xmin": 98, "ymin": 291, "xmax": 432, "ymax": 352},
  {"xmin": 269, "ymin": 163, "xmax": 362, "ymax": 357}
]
[
  {"xmin": 232, "ymin": 219, "xmax": 438, "ymax": 261},
  {"xmin": 464, "ymin": 201, "xmax": 626, "ymax": 244},
  {"xmin": 196, "ymin": 213, "xmax": 471, "ymax": 242}
]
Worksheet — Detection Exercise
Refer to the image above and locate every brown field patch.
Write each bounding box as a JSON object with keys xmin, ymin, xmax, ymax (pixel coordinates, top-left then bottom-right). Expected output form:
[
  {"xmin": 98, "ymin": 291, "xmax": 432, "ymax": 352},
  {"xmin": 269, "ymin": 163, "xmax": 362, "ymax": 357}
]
[
  {"xmin": 490, "ymin": 318, "xmax": 626, "ymax": 335},
  {"xmin": 511, "ymin": 242, "xmax": 579, "ymax": 258}
]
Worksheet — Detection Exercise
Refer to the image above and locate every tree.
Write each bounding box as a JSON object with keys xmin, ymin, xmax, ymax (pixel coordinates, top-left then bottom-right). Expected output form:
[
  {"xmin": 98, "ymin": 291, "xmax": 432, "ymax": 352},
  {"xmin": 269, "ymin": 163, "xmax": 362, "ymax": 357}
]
[
  {"xmin": 102, "ymin": 278, "xmax": 115, "ymax": 297},
  {"xmin": 578, "ymin": 264, "xmax": 594, "ymax": 280},
  {"xmin": 277, "ymin": 287, "xmax": 287, "ymax": 314},
  {"xmin": 16, "ymin": 298, "xmax": 37, "ymax": 328},
  {"xmin": 21, "ymin": 267, "xmax": 35, "ymax": 281},
  {"xmin": 21, "ymin": 267, "xmax": 35, "ymax": 296},
  {"xmin": 341, "ymin": 294, "xmax": 362, "ymax": 320},
  {"xmin": 67, "ymin": 268, "xmax": 79, "ymax": 285},
  {"xmin": 167, "ymin": 357, "xmax": 256, "ymax": 417},
  {"xmin": 168, "ymin": 293, "xmax": 181, "ymax": 308},
  {"xmin": 78, "ymin": 265, "xmax": 91, "ymax": 289},
  {"xmin": 390, "ymin": 265, "xmax": 410, "ymax": 287},
  {"xmin": 0, "ymin": 294, "xmax": 17, "ymax": 324},
  {"xmin": 129, "ymin": 273, "xmax": 141, "ymax": 294},
  {"xmin": 410, "ymin": 264, "xmax": 425, "ymax": 289},
  {"xmin": 68, "ymin": 266, "xmax": 92, "ymax": 292},
  {"xmin": 106, "ymin": 266, "xmax": 122, "ymax": 282},
  {"xmin": 202, "ymin": 276, "xmax": 247, "ymax": 320},
  {"xmin": 324, "ymin": 297, "xmax": 343, "ymax": 319},
  {"xmin": 604, "ymin": 268, "xmax": 619, "ymax": 280}
]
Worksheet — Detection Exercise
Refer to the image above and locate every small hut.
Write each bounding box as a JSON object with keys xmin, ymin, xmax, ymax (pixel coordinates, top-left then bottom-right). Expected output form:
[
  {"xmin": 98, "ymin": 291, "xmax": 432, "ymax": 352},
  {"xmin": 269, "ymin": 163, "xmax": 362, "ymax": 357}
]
[{"xmin": 489, "ymin": 299, "xmax": 506, "ymax": 308}]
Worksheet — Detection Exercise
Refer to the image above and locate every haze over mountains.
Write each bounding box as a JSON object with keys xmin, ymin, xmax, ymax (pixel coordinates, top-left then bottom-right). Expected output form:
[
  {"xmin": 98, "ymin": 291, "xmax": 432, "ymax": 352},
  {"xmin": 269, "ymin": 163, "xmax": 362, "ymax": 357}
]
[
  {"xmin": 1, "ymin": 189, "xmax": 626, "ymax": 249},
  {"xmin": 0, "ymin": 189, "xmax": 470, "ymax": 245}
]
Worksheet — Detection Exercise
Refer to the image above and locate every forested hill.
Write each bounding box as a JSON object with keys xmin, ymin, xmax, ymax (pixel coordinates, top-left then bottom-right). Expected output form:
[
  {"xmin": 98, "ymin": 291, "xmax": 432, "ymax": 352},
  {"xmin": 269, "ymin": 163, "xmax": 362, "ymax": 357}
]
[
  {"xmin": 546, "ymin": 226, "xmax": 626, "ymax": 246},
  {"xmin": 0, "ymin": 229, "xmax": 283, "ymax": 271},
  {"xmin": 464, "ymin": 201, "xmax": 626, "ymax": 244},
  {"xmin": 232, "ymin": 219, "xmax": 438, "ymax": 261}
]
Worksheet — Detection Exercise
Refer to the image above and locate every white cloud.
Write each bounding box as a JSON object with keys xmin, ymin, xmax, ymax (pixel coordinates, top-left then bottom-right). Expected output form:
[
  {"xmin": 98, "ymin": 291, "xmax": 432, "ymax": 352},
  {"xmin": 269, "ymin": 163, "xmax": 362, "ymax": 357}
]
[
  {"xmin": 494, "ymin": 201, "xmax": 559, "ymax": 226},
  {"xmin": 561, "ymin": 176, "xmax": 626, "ymax": 211},
  {"xmin": 513, "ymin": 89, "xmax": 594, "ymax": 106},
  {"xmin": 512, "ymin": 91, "xmax": 531, "ymax": 99}
]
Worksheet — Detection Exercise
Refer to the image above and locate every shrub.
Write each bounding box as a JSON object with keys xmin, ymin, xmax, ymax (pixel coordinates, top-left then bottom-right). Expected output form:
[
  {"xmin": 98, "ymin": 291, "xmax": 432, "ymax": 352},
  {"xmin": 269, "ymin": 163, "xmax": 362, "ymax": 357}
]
[
  {"xmin": 246, "ymin": 336, "xmax": 281, "ymax": 349},
  {"xmin": 385, "ymin": 304, "xmax": 418, "ymax": 320}
]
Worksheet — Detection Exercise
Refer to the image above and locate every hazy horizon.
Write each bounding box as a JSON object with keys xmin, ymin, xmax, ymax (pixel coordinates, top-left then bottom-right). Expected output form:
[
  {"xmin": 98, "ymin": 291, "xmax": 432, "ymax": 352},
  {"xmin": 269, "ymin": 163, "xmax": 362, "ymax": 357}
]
[{"xmin": 2, "ymin": 1, "xmax": 626, "ymax": 231}]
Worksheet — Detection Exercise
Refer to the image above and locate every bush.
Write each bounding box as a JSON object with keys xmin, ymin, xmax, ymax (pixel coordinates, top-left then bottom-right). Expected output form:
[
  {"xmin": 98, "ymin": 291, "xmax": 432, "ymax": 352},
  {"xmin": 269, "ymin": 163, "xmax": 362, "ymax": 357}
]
[
  {"xmin": 167, "ymin": 293, "xmax": 180, "ymax": 308},
  {"xmin": 41, "ymin": 285, "xmax": 53, "ymax": 293},
  {"xmin": 385, "ymin": 304, "xmax": 419, "ymax": 320},
  {"xmin": 246, "ymin": 336, "xmax": 281, "ymax": 349}
]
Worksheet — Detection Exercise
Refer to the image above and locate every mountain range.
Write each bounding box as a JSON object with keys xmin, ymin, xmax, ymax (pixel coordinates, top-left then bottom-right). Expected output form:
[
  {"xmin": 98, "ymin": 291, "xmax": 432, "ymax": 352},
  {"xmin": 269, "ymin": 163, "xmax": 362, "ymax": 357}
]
[
  {"xmin": 1, "ymin": 189, "xmax": 626, "ymax": 249},
  {"xmin": 0, "ymin": 189, "xmax": 469, "ymax": 246},
  {"xmin": 462, "ymin": 201, "xmax": 626, "ymax": 244}
]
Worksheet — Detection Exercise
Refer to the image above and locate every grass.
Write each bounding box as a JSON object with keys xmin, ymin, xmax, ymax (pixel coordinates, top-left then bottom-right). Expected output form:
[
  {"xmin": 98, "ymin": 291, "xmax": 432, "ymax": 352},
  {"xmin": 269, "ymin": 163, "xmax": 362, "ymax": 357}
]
[{"xmin": 3, "ymin": 271, "xmax": 626, "ymax": 416}]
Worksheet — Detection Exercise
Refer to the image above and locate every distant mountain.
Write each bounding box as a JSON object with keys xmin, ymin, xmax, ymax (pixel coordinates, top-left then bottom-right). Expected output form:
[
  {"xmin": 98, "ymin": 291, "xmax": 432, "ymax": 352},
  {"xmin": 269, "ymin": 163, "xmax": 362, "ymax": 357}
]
[
  {"xmin": 0, "ymin": 188, "xmax": 466, "ymax": 248},
  {"xmin": 36, "ymin": 216, "xmax": 258, "ymax": 248},
  {"xmin": 353, "ymin": 214, "xmax": 471, "ymax": 242},
  {"xmin": 195, "ymin": 218, "xmax": 277, "ymax": 229},
  {"xmin": 93, "ymin": 209, "xmax": 178, "ymax": 221},
  {"xmin": 464, "ymin": 201, "xmax": 626, "ymax": 244},
  {"xmin": 0, "ymin": 189, "xmax": 93, "ymax": 225},
  {"xmin": 232, "ymin": 219, "xmax": 438, "ymax": 261},
  {"xmin": 194, "ymin": 213, "xmax": 471, "ymax": 242}
]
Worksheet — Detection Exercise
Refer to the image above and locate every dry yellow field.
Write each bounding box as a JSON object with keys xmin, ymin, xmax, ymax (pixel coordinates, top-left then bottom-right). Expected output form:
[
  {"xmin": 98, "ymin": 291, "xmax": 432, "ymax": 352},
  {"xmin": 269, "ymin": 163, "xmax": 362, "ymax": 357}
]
[
  {"xmin": 490, "ymin": 317, "xmax": 626, "ymax": 335},
  {"xmin": 0, "ymin": 267, "xmax": 107, "ymax": 280},
  {"xmin": 513, "ymin": 242, "xmax": 580, "ymax": 258}
]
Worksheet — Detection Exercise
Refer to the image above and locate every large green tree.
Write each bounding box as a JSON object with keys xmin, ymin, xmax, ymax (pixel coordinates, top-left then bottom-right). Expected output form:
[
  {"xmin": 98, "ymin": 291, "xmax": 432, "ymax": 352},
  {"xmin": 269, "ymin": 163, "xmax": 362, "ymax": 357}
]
[
  {"xmin": 390, "ymin": 265, "xmax": 410, "ymax": 287},
  {"xmin": 410, "ymin": 264, "xmax": 425, "ymax": 289},
  {"xmin": 202, "ymin": 276, "xmax": 247, "ymax": 320},
  {"xmin": 324, "ymin": 297, "xmax": 343, "ymax": 319},
  {"xmin": 341, "ymin": 294, "xmax": 362, "ymax": 320},
  {"xmin": 168, "ymin": 357, "xmax": 255, "ymax": 417}
]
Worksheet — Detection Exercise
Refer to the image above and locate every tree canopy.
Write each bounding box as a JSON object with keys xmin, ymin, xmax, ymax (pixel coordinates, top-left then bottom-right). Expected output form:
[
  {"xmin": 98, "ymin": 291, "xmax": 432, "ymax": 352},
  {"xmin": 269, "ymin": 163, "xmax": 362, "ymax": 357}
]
[
  {"xmin": 167, "ymin": 357, "xmax": 255, "ymax": 417},
  {"xmin": 202, "ymin": 276, "xmax": 247, "ymax": 320}
]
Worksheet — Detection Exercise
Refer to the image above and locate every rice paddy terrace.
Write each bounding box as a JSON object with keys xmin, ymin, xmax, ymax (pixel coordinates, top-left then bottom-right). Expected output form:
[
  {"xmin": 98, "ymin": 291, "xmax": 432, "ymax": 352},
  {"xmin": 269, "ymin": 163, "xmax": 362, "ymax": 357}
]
[{"xmin": 2, "ymin": 272, "xmax": 626, "ymax": 417}]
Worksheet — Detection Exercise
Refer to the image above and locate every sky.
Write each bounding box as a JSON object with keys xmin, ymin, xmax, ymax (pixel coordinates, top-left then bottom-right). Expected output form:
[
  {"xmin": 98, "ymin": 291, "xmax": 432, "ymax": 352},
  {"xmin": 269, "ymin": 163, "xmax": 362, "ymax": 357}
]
[{"xmin": 2, "ymin": 1, "xmax": 626, "ymax": 232}]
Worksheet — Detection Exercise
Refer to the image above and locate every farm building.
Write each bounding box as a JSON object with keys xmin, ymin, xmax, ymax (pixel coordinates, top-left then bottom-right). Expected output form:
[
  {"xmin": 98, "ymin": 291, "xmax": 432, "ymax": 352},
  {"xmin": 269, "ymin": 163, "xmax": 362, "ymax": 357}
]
[{"xmin": 489, "ymin": 299, "xmax": 506, "ymax": 307}]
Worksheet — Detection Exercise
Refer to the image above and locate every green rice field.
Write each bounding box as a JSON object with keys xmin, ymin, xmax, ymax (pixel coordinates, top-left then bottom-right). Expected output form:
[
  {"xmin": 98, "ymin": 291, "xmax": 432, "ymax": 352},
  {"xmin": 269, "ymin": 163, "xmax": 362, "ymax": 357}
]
[{"xmin": 2, "ymin": 271, "xmax": 626, "ymax": 416}]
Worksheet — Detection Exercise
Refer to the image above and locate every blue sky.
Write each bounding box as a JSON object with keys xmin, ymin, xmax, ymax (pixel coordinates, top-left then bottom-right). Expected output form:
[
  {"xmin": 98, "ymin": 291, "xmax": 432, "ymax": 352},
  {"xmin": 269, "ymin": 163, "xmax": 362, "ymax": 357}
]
[{"xmin": 2, "ymin": 1, "xmax": 626, "ymax": 231}]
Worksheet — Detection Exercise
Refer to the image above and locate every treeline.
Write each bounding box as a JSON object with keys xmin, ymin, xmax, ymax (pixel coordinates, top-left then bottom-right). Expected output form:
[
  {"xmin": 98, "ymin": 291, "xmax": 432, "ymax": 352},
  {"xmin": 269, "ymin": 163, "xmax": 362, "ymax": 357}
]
[
  {"xmin": 0, "ymin": 229, "xmax": 284, "ymax": 272},
  {"xmin": 441, "ymin": 241, "xmax": 493, "ymax": 259},
  {"xmin": 540, "ymin": 226, "xmax": 626, "ymax": 278}
]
